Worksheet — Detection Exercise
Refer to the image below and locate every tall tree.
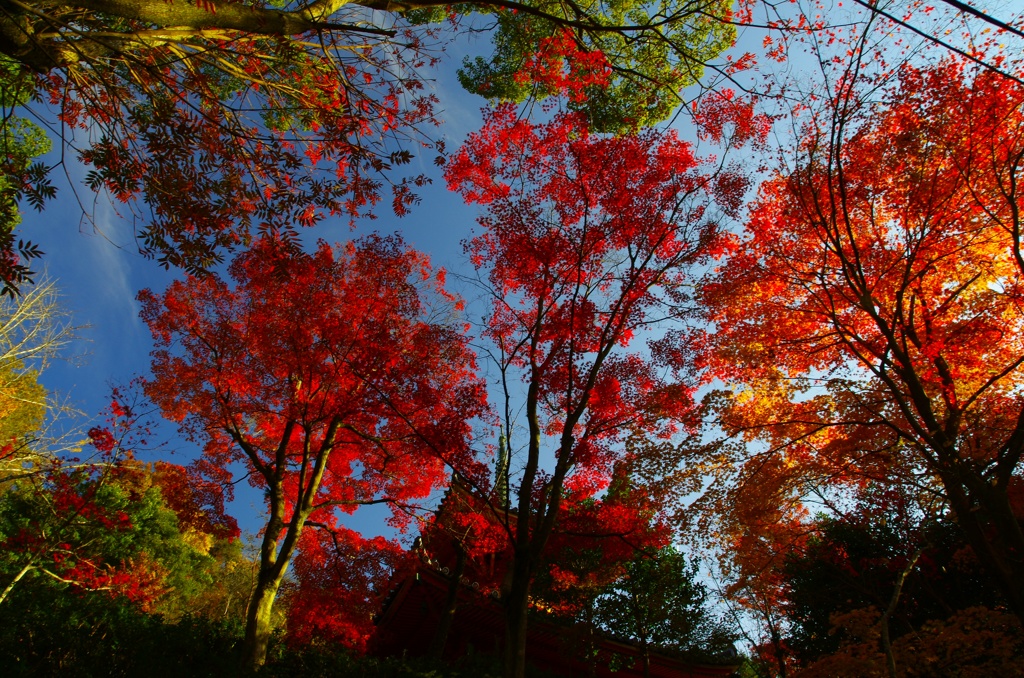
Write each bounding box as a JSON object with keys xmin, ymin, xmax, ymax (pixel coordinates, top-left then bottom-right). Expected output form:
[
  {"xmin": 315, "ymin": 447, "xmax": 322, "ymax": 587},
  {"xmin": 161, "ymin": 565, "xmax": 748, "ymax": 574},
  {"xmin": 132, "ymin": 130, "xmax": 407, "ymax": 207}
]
[
  {"xmin": 139, "ymin": 235, "xmax": 488, "ymax": 670},
  {"xmin": 701, "ymin": 57, "xmax": 1024, "ymax": 626},
  {"xmin": 445, "ymin": 100, "xmax": 762, "ymax": 678}
]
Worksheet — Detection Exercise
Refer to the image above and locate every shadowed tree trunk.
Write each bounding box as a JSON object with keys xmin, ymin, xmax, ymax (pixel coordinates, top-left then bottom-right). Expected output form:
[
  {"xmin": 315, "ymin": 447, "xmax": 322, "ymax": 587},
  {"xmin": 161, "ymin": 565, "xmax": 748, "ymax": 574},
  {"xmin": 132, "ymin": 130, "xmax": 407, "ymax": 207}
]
[{"xmin": 428, "ymin": 546, "xmax": 467, "ymax": 660}]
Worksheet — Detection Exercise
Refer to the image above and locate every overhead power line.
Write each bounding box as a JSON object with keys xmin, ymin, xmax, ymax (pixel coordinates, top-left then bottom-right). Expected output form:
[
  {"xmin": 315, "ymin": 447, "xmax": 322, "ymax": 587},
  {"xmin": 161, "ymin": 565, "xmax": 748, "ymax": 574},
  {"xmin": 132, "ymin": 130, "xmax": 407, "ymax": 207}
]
[
  {"xmin": 852, "ymin": 0, "xmax": 1024, "ymax": 87},
  {"xmin": 936, "ymin": 0, "xmax": 1024, "ymax": 41}
]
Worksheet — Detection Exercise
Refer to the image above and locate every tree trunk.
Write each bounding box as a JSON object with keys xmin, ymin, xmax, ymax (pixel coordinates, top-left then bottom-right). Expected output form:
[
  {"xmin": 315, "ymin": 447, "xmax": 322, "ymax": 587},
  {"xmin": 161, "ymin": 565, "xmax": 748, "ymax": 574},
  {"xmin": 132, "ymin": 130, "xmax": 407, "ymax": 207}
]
[
  {"xmin": 241, "ymin": 571, "xmax": 285, "ymax": 672},
  {"xmin": 428, "ymin": 546, "xmax": 466, "ymax": 660},
  {"xmin": 770, "ymin": 623, "xmax": 787, "ymax": 678},
  {"xmin": 880, "ymin": 548, "xmax": 921, "ymax": 678},
  {"xmin": 0, "ymin": 561, "xmax": 34, "ymax": 606},
  {"xmin": 0, "ymin": 0, "xmax": 410, "ymax": 72},
  {"xmin": 503, "ymin": 550, "xmax": 533, "ymax": 678},
  {"xmin": 239, "ymin": 479, "xmax": 298, "ymax": 672},
  {"xmin": 939, "ymin": 469, "xmax": 1024, "ymax": 628},
  {"xmin": 584, "ymin": 600, "xmax": 597, "ymax": 678}
]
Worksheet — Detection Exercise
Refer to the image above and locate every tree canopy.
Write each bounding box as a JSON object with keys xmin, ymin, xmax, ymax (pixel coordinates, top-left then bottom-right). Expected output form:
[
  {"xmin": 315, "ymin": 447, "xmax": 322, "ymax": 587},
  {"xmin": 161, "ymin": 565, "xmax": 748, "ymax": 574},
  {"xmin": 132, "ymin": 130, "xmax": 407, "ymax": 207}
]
[
  {"xmin": 445, "ymin": 96, "xmax": 763, "ymax": 678},
  {"xmin": 701, "ymin": 57, "xmax": 1024, "ymax": 629},
  {"xmin": 0, "ymin": 0, "xmax": 743, "ymax": 291},
  {"xmin": 140, "ymin": 235, "xmax": 487, "ymax": 669},
  {"xmin": 454, "ymin": 0, "xmax": 738, "ymax": 132}
]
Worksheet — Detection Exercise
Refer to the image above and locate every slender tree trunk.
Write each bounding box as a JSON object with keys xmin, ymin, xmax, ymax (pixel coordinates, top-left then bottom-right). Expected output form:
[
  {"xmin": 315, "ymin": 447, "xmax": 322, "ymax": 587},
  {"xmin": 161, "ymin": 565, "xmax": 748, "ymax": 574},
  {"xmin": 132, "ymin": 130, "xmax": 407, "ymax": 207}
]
[
  {"xmin": 504, "ymin": 550, "xmax": 533, "ymax": 678},
  {"xmin": 584, "ymin": 600, "xmax": 597, "ymax": 678},
  {"xmin": 770, "ymin": 623, "xmax": 787, "ymax": 678},
  {"xmin": 428, "ymin": 546, "xmax": 466, "ymax": 660},
  {"xmin": 880, "ymin": 548, "xmax": 921, "ymax": 678},
  {"xmin": 0, "ymin": 561, "xmax": 33, "ymax": 606}
]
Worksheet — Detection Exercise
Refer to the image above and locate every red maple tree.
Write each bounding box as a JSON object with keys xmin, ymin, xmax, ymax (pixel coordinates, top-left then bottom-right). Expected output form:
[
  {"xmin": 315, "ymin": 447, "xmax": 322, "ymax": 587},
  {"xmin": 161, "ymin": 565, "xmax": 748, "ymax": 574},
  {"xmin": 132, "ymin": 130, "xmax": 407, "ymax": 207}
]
[
  {"xmin": 701, "ymin": 57, "xmax": 1024, "ymax": 627},
  {"xmin": 445, "ymin": 101, "xmax": 763, "ymax": 678},
  {"xmin": 139, "ymin": 235, "xmax": 488, "ymax": 669}
]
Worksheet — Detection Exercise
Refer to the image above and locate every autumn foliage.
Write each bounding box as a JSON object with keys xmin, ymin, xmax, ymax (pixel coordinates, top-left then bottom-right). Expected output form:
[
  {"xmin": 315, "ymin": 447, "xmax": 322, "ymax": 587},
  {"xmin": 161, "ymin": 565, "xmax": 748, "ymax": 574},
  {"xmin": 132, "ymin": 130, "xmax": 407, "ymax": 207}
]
[
  {"xmin": 12, "ymin": 1, "xmax": 443, "ymax": 274},
  {"xmin": 700, "ymin": 57, "xmax": 1024, "ymax": 642},
  {"xmin": 140, "ymin": 236, "xmax": 487, "ymax": 668},
  {"xmin": 287, "ymin": 525, "xmax": 406, "ymax": 653},
  {"xmin": 445, "ymin": 98, "xmax": 763, "ymax": 677},
  {"xmin": 0, "ymin": 392, "xmax": 240, "ymax": 612},
  {"xmin": 0, "ymin": 449, "xmax": 156, "ymax": 607},
  {"xmin": 15, "ymin": 2, "xmax": 1024, "ymax": 673}
]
